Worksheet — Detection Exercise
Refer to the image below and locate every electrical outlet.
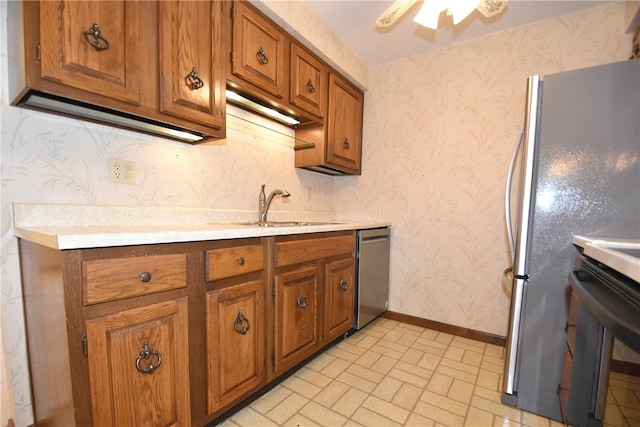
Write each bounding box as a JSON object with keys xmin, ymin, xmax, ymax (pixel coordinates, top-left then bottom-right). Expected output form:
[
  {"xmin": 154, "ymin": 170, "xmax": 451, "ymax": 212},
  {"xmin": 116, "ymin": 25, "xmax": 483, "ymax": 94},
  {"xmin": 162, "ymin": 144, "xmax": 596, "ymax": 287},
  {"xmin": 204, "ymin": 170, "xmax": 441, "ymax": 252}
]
[{"xmin": 109, "ymin": 158, "xmax": 136, "ymax": 184}]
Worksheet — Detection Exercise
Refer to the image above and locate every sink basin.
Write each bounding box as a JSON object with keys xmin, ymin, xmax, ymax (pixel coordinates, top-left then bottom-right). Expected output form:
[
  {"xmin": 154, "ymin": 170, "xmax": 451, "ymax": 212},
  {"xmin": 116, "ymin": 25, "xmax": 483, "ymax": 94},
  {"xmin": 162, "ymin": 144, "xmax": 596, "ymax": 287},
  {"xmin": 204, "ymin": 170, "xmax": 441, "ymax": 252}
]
[{"xmin": 234, "ymin": 221, "xmax": 336, "ymax": 227}]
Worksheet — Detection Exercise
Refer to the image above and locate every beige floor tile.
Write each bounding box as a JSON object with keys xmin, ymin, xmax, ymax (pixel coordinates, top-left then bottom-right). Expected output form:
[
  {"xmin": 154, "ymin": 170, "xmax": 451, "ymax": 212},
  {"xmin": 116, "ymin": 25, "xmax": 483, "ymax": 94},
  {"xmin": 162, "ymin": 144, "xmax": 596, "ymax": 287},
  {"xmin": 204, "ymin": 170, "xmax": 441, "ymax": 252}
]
[
  {"xmin": 336, "ymin": 340, "xmax": 368, "ymax": 356},
  {"xmin": 265, "ymin": 393, "xmax": 308, "ymax": 425},
  {"xmin": 305, "ymin": 353, "xmax": 337, "ymax": 372},
  {"xmin": 484, "ymin": 344, "xmax": 505, "ymax": 359},
  {"xmin": 465, "ymin": 406, "xmax": 494, "ymax": 426},
  {"xmin": 395, "ymin": 360, "xmax": 433, "ymax": 381},
  {"xmin": 462, "ymin": 349, "xmax": 483, "ymax": 367},
  {"xmin": 347, "ymin": 363, "xmax": 386, "ymax": 384},
  {"xmin": 293, "ymin": 366, "xmax": 333, "ymax": 389},
  {"xmin": 492, "ymin": 415, "xmax": 523, "ymax": 427},
  {"xmin": 230, "ymin": 407, "xmax": 279, "ymax": 427},
  {"xmin": 354, "ymin": 349, "xmax": 382, "ymax": 368},
  {"xmin": 470, "ymin": 394, "xmax": 521, "ymax": 424},
  {"xmin": 351, "ymin": 406, "xmax": 403, "ymax": 427},
  {"xmin": 419, "ymin": 329, "xmax": 440, "ymax": 340},
  {"xmin": 481, "ymin": 358, "xmax": 505, "ymax": 374},
  {"xmin": 249, "ymin": 384, "xmax": 292, "ymax": 414},
  {"xmin": 414, "ymin": 337, "xmax": 449, "ymax": 353},
  {"xmin": 476, "ymin": 368, "xmax": 501, "ymax": 391},
  {"xmin": 370, "ymin": 343, "xmax": 406, "ymax": 360},
  {"xmin": 327, "ymin": 346, "xmax": 361, "ymax": 363},
  {"xmin": 387, "ymin": 367, "xmax": 429, "ymax": 388},
  {"xmin": 313, "ymin": 380, "xmax": 350, "ymax": 407},
  {"xmin": 372, "ymin": 376, "xmax": 404, "ymax": 401},
  {"xmin": 371, "ymin": 355, "xmax": 398, "ymax": 375},
  {"xmin": 362, "ymin": 395, "xmax": 411, "ymax": 424},
  {"xmin": 405, "ymin": 412, "xmax": 436, "ymax": 426},
  {"xmin": 420, "ymin": 389, "xmax": 468, "ymax": 416},
  {"xmin": 331, "ymin": 387, "xmax": 368, "ymax": 417},
  {"xmin": 444, "ymin": 345, "xmax": 465, "ymax": 362},
  {"xmin": 436, "ymin": 363, "xmax": 477, "ymax": 384},
  {"xmin": 337, "ymin": 371, "xmax": 378, "ymax": 393},
  {"xmin": 401, "ymin": 348, "xmax": 425, "ymax": 365},
  {"xmin": 376, "ymin": 338, "xmax": 409, "ymax": 354},
  {"xmin": 392, "ymin": 382, "xmax": 423, "ymax": 411},
  {"xmin": 299, "ymin": 401, "xmax": 347, "ymax": 426},
  {"xmin": 382, "ymin": 330, "xmax": 404, "ymax": 343},
  {"xmin": 448, "ymin": 378, "xmax": 474, "ymax": 404},
  {"xmin": 282, "ymin": 413, "xmax": 318, "ymax": 427},
  {"xmin": 426, "ymin": 372, "xmax": 453, "ymax": 395},
  {"xmin": 355, "ymin": 334, "xmax": 379, "ymax": 349},
  {"xmin": 451, "ymin": 336, "xmax": 486, "ymax": 352},
  {"xmin": 413, "ymin": 400, "xmax": 465, "ymax": 425},
  {"xmin": 281, "ymin": 375, "xmax": 322, "ymax": 399},
  {"xmin": 320, "ymin": 357, "xmax": 351, "ymax": 379},
  {"xmin": 418, "ymin": 352, "xmax": 443, "ymax": 371},
  {"xmin": 397, "ymin": 333, "xmax": 419, "ymax": 347},
  {"xmin": 215, "ymin": 419, "xmax": 240, "ymax": 427},
  {"xmin": 434, "ymin": 332, "xmax": 455, "ymax": 346},
  {"xmin": 439, "ymin": 356, "xmax": 479, "ymax": 376}
]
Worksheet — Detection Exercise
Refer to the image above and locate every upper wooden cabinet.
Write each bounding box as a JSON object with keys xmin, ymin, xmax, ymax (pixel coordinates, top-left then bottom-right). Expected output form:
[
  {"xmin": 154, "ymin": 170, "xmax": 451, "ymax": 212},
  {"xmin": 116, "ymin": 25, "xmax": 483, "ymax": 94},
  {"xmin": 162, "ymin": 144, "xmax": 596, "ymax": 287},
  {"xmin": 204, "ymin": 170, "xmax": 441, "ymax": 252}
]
[
  {"xmin": 290, "ymin": 43, "xmax": 326, "ymax": 119},
  {"xmin": 295, "ymin": 73, "xmax": 364, "ymax": 175},
  {"xmin": 14, "ymin": 0, "xmax": 226, "ymax": 143},
  {"xmin": 159, "ymin": 1, "xmax": 226, "ymax": 131},
  {"xmin": 229, "ymin": 1, "xmax": 285, "ymax": 98},
  {"xmin": 39, "ymin": 1, "xmax": 141, "ymax": 105}
]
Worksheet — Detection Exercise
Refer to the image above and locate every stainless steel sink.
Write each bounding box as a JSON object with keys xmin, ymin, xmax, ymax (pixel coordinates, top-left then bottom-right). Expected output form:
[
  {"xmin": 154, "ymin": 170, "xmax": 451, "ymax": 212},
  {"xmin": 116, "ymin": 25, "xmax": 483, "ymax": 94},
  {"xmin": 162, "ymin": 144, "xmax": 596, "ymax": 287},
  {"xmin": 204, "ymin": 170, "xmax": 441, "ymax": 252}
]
[{"xmin": 234, "ymin": 221, "xmax": 336, "ymax": 227}]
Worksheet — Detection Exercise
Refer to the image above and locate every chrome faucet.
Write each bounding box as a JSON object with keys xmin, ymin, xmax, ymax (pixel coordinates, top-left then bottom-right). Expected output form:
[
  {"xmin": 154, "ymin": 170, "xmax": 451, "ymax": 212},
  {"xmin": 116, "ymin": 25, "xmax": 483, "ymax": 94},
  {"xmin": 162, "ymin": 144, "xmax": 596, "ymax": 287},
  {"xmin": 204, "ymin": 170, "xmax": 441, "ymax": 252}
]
[{"xmin": 258, "ymin": 184, "xmax": 290, "ymax": 222}]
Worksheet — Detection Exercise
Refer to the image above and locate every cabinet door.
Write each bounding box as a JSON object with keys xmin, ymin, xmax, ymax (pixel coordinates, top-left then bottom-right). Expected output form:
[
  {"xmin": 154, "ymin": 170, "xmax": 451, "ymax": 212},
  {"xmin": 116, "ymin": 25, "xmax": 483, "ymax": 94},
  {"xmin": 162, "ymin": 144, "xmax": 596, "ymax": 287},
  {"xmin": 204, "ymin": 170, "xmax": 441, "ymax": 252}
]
[
  {"xmin": 290, "ymin": 43, "xmax": 326, "ymax": 119},
  {"xmin": 39, "ymin": 1, "xmax": 140, "ymax": 104},
  {"xmin": 231, "ymin": 1, "xmax": 285, "ymax": 98},
  {"xmin": 159, "ymin": 1, "xmax": 225, "ymax": 130},
  {"xmin": 207, "ymin": 279, "xmax": 265, "ymax": 413},
  {"xmin": 274, "ymin": 265, "xmax": 319, "ymax": 374},
  {"xmin": 326, "ymin": 73, "xmax": 363, "ymax": 173},
  {"xmin": 324, "ymin": 257, "xmax": 355, "ymax": 341},
  {"xmin": 85, "ymin": 298, "xmax": 190, "ymax": 427}
]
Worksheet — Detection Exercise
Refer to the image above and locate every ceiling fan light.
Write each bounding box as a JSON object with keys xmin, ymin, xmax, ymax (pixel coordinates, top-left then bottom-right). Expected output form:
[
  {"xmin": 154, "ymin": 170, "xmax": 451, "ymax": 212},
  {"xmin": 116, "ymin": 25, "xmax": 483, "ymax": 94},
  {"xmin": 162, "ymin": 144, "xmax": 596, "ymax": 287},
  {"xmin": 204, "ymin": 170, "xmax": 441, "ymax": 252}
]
[
  {"xmin": 413, "ymin": 0, "xmax": 447, "ymax": 29},
  {"xmin": 449, "ymin": 0, "xmax": 480, "ymax": 24}
]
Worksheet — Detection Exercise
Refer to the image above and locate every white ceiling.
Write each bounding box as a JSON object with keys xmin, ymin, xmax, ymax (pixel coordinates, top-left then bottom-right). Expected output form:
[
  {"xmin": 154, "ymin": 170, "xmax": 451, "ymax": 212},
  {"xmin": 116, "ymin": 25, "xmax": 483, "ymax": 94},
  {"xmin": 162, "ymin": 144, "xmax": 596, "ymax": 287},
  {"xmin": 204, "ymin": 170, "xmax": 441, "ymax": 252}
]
[{"xmin": 302, "ymin": 0, "xmax": 612, "ymax": 67}]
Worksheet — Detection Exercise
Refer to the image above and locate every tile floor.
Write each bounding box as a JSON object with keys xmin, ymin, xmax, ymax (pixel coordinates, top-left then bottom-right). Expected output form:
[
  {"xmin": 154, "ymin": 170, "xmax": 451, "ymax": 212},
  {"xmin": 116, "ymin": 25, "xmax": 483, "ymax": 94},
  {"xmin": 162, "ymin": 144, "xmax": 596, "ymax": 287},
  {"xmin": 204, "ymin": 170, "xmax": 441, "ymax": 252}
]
[{"xmin": 218, "ymin": 318, "xmax": 640, "ymax": 426}]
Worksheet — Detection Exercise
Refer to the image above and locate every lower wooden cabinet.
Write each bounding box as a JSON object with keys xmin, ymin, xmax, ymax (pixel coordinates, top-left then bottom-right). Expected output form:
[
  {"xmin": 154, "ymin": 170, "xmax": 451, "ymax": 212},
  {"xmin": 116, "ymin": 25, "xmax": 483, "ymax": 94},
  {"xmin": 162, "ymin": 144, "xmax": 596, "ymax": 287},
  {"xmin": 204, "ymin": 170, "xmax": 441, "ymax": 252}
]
[
  {"xmin": 207, "ymin": 279, "xmax": 265, "ymax": 413},
  {"xmin": 324, "ymin": 257, "xmax": 355, "ymax": 341},
  {"xmin": 19, "ymin": 230, "xmax": 357, "ymax": 426},
  {"xmin": 85, "ymin": 298, "xmax": 191, "ymax": 427},
  {"xmin": 273, "ymin": 265, "xmax": 320, "ymax": 375}
]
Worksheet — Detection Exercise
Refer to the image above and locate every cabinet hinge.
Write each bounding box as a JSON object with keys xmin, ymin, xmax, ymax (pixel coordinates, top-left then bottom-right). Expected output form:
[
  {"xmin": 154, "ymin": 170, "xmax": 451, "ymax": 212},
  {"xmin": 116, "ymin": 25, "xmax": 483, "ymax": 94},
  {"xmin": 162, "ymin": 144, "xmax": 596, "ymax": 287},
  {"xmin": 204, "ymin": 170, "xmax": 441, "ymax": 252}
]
[
  {"xmin": 81, "ymin": 334, "xmax": 88, "ymax": 357},
  {"xmin": 36, "ymin": 43, "xmax": 41, "ymax": 62}
]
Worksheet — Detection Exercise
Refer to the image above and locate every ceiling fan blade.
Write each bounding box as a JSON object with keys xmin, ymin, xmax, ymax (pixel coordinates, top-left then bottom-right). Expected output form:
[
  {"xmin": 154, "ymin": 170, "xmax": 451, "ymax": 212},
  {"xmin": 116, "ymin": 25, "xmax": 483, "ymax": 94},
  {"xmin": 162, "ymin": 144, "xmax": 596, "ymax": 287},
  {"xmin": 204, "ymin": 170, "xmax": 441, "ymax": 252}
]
[
  {"xmin": 376, "ymin": 0, "xmax": 419, "ymax": 27},
  {"xmin": 477, "ymin": 0, "xmax": 508, "ymax": 18}
]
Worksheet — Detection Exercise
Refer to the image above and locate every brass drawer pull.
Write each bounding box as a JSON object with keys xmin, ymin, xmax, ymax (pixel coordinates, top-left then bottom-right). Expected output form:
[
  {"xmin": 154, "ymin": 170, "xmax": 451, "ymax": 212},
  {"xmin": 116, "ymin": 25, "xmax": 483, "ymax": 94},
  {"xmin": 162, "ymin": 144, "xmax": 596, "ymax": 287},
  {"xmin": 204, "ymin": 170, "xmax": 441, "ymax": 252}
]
[
  {"xmin": 256, "ymin": 46, "xmax": 269, "ymax": 64},
  {"xmin": 234, "ymin": 310, "xmax": 250, "ymax": 335},
  {"xmin": 237, "ymin": 257, "xmax": 245, "ymax": 266},
  {"xmin": 135, "ymin": 342, "xmax": 162, "ymax": 374},
  {"xmin": 84, "ymin": 23, "xmax": 110, "ymax": 51},
  {"xmin": 343, "ymin": 138, "xmax": 350, "ymax": 150},
  {"xmin": 185, "ymin": 67, "xmax": 204, "ymax": 90},
  {"xmin": 306, "ymin": 78, "xmax": 316, "ymax": 93},
  {"xmin": 339, "ymin": 278, "xmax": 348, "ymax": 291},
  {"xmin": 297, "ymin": 291, "xmax": 308, "ymax": 309},
  {"xmin": 139, "ymin": 272, "xmax": 151, "ymax": 282}
]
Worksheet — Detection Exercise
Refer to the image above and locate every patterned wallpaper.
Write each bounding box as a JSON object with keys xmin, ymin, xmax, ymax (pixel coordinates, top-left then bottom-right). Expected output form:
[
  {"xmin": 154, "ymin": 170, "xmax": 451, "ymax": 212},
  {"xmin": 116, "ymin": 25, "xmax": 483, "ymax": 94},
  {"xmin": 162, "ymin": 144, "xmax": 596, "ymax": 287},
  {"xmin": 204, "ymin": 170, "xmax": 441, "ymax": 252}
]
[{"xmin": 0, "ymin": 1, "xmax": 634, "ymax": 425}]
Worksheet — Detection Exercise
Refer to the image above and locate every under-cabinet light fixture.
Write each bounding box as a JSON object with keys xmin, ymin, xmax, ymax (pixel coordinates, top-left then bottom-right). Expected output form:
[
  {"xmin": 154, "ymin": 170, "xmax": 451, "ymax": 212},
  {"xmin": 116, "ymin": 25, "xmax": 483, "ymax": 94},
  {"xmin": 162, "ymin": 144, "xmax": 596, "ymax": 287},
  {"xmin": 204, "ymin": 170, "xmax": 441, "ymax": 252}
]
[{"xmin": 225, "ymin": 90, "xmax": 300, "ymax": 126}]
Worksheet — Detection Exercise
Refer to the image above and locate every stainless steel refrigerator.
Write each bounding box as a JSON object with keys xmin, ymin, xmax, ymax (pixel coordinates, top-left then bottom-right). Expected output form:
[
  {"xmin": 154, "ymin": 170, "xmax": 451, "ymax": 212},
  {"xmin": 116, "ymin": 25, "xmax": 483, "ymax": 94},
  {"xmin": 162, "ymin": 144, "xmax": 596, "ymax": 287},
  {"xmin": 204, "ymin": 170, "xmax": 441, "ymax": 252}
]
[{"xmin": 502, "ymin": 59, "xmax": 640, "ymax": 420}]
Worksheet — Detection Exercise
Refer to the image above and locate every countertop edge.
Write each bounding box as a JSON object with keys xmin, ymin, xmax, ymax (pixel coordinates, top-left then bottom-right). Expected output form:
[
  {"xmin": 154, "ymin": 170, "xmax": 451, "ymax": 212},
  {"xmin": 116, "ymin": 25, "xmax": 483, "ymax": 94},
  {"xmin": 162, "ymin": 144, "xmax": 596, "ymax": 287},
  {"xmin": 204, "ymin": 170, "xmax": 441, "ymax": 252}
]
[{"xmin": 14, "ymin": 222, "xmax": 392, "ymax": 250}]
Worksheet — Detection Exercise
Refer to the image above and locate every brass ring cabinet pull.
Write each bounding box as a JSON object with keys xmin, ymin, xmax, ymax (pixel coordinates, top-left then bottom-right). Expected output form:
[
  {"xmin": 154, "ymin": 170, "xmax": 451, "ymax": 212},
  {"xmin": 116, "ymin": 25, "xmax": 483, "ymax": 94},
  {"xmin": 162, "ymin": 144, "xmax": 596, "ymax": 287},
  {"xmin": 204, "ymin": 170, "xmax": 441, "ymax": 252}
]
[
  {"xmin": 256, "ymin": 46, "xmax": 269, "ymax": 64},
  {"xmin": 343, "ymin": 138, "xmax": 350, "ymax": 150},
  {"xmin": 84, "ymin": 23, "xmax": 110, "ymax": 51},
  {"xmin": 339, "ymin": 278, "xmax": 348, "ymax": 291},
  {"xmin": 297, "ymin": 291, "xmax": 308, "ymax": 309},
  {"xmin": 185, "ymin": 67, "xmax": 204, "ymax": 90},
  {"xmin": 234, "ymin": 310, "xmax": 250, "ymax": 335},
  {"xmin": 306, "ymin": 78, "xmax": 316, "ymax": 93},
  {"xmin": 139, "ymin": 272, "xmax": 151, "ymax": 282},
  {"xmin": 135, "ymin": 342, "xmax": 162, "ymax": 374}
]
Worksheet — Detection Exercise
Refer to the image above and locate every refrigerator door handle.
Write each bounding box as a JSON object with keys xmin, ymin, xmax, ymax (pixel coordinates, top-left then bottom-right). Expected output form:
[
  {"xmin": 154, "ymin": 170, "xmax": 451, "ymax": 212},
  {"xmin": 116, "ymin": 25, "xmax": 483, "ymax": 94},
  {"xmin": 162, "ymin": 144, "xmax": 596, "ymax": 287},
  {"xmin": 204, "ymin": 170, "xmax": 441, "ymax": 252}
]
[
  {"xmin": 505, "ymin": 126, "xmax": 525, "ymax": 263},
  {"xmin": 503, "ymin": 75, "xmax": 542, "ymax": 397}
]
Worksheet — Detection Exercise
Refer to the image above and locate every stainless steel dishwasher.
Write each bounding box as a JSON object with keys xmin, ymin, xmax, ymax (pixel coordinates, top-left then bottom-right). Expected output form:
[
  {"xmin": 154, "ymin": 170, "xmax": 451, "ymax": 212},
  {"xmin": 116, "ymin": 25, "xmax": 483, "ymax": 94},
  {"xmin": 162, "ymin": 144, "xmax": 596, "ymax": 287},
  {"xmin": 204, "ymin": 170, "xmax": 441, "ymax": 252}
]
[{"xmin": 355, "ymin": 227, "xmax": 390, "ymax": 330}]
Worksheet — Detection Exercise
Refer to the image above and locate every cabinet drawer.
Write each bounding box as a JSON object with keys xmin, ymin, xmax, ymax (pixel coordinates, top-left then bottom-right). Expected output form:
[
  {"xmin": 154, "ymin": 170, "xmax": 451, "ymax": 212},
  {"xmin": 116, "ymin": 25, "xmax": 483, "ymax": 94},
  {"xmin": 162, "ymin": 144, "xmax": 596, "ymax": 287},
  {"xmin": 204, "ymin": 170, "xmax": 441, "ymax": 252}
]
[
  {"xmin": 275, "ymin": 234, "xmax": 355, "ymax": 267},
  {"xmin": 83, "ymin": 254, "xmax": 187, "ymax": 304},
  {"xmin": 206, "ymin": 244, "xmax": 264, "ymax": 281}
]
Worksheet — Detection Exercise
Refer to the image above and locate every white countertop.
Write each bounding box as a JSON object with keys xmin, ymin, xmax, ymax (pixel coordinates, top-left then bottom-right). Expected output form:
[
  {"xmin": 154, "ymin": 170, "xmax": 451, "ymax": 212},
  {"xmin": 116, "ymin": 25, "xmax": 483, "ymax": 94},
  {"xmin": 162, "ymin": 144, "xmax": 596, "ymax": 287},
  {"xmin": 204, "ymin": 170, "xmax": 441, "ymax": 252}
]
[
  {"xmin": 573, "ymin": 235, "xmax": 640, "ymax": 284},
  {"xmin": 14, "ymin": 221, "xmax": 389, "ymax": 250},
  {"xmin": 12, "ymin": 203, "xmax": 389, "ymax": 250}
]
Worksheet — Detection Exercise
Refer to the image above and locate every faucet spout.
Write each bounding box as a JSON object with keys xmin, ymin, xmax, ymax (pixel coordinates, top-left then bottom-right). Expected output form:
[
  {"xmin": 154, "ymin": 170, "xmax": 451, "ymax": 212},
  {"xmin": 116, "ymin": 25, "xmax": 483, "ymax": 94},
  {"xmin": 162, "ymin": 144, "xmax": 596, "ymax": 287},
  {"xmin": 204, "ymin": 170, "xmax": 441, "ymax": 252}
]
[{"xmin": 258, "ymin": 185, "xmax": 290, "ymax": 222}]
